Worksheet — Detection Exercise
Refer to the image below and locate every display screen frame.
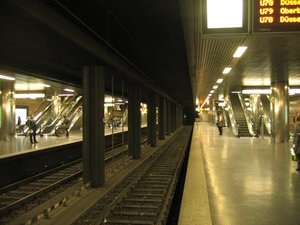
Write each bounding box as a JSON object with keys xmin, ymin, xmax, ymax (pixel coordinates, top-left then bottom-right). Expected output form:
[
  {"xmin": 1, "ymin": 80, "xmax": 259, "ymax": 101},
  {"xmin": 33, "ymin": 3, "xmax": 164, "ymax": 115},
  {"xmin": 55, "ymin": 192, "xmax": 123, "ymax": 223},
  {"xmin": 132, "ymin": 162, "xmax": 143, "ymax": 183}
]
[
  {"xmin": 202, "ymin": 0, "xmax": 249, "ymax": 35},
  {"xmin": 253, "ymin": 0, "xmax": 300, "ymax": 33}
]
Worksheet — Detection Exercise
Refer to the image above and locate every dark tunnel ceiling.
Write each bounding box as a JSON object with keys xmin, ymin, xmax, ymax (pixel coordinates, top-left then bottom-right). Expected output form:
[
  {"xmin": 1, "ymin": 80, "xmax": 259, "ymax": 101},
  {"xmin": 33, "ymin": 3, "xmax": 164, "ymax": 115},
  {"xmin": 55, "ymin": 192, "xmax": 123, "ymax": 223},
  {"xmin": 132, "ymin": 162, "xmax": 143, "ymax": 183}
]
[
  {"xmin": 56, "ymin": 0, "xmax": 300, "ymax": 111},
  {"xmin": 56, "ymin": 0, "xmax": 194, "ymax": 113}
]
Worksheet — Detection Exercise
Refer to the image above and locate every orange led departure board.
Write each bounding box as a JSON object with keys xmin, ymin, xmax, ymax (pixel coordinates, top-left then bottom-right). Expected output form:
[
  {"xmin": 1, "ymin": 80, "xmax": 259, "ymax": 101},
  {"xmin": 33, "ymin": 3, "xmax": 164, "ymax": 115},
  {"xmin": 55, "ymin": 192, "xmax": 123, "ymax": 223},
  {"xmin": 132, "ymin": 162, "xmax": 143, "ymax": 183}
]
[{"xmin": 253, "ymin": 0, "xmax": 300, "ymax": 32}]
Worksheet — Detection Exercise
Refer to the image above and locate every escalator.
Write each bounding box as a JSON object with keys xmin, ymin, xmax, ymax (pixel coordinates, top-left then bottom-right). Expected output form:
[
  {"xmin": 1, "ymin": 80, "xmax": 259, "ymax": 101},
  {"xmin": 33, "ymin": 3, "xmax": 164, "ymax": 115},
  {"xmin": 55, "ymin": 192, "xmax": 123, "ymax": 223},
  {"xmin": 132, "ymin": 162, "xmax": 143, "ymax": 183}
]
[
  {"xmin": 19, "ymin": 100, "xmax": 52, "ymax": 136},
  {"xmin": 41, "ymin": 96, "xmax": 82, "ymax": 135},
  {"xmin": 229, "ymin": 93, "xmax": 252, "ymax": 137}
]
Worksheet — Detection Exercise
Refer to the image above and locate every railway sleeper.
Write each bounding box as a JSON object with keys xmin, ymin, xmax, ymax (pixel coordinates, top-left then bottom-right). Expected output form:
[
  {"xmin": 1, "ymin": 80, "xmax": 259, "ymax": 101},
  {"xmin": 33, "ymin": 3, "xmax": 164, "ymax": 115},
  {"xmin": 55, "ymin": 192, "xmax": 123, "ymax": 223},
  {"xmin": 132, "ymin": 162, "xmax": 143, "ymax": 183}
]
[
  {"xmin": 105, "ymin": 218, "xmax": 154, "ymax": 225},
  {"xmin": 130, "ymin": 193, "xmax": 165, "ymax": 198},
  {"xmin": 146, "ymin": 173, "xmax": 172, "ymax": 177},
  {"xmin": 112, "ymin": 210, "xmax": 157, "ymax": 217},
  {"xmin": 136, "ymin": 183, "xmax": 169, "ymax": 189},
  {"xmin": 134, "ymin": 187, "xmax": 167, "ymax": 193},
  {"xmin": 108, "ymin": 214, "xmax": 156, "ymax": 223},
  {"xmin": 127, "ymin": 194, "xmax": 163, "ymax": 201},
  {"xmin": 147, "ymin": 174, "xmax": 173, "ymax": 179},
  {"xmin": 140, "ymin": 178, "xmax": 171, "ymax": 185},
  {"xmin": 120, "ymin": 203, "xmax": 159, "ymax": 210},
  {"xmin": 124, "ymin": 198, "xmax": 163, "ymax": 203}
]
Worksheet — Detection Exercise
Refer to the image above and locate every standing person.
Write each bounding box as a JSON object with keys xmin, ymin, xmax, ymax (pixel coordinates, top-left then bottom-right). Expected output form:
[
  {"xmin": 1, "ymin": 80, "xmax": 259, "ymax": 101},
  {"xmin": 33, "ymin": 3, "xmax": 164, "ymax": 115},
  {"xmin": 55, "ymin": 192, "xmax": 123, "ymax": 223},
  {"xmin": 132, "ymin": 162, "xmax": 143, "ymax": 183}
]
[
  {"xmin": 216, "ymin": 112, "xmax": 224, "ymax": 135},
  {"xmin": 294, "ymin": 116, "xmax": 300, "ymax": 171},
  {"xmin": 17, "ymin": 116, "xmax": 21, "ymax": 125},
  {"xmin": 26, "ymin": 114, "xmax": 38, "ymax": 144},
  {"xmin": 62, "ymin": 116, "xmax": 70, "ymax": 136}
]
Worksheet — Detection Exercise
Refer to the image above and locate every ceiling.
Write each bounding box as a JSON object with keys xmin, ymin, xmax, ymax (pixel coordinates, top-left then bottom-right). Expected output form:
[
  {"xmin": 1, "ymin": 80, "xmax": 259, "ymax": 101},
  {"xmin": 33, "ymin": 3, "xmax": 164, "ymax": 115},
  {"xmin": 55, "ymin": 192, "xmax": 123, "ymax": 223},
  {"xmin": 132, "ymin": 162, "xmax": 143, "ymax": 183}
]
[
  {"xmin": 2, "ymin": 1, "xmax": 300, "ymax": 116},
  {"xmin": 179, "ymin": 0, "xmax": 300, "ymax": 106},
  {"xmin": 81, "ymin": 0, "xmax": 300, "ymax": 109}
]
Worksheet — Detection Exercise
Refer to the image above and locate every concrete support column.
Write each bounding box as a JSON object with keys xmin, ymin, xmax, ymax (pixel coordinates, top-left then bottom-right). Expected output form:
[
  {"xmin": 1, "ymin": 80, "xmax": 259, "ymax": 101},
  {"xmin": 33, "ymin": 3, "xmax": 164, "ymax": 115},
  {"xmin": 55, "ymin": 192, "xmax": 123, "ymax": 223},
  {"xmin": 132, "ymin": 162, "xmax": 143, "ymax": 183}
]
[
  {"xmin": 159, "ymin": 97, "xmax": 166, "ymax": 140},
  {"xmin": 0, "ymin": 81, "xmax": 15, "ymax": 141},
  {"xmin": 147, "ymin": 92, "xmax": 156, "ymax": 147},
  {"xmin": 83, "ymin": 65, "xmax": 105, "ymax": 187},
  {"xmin": 166, "ymin": 101, "xmax": 172, "ymax": 135},
  {"xmin": 271, "ymin": 82, "xmax": 289, "ymax": 142},
  {"xmin": 128, "ymin": 84, "xmax": 141, "ymax": 159},
  {"xmin": 171, "ymin": 104, "xmax": 176, "ymax": 132}
]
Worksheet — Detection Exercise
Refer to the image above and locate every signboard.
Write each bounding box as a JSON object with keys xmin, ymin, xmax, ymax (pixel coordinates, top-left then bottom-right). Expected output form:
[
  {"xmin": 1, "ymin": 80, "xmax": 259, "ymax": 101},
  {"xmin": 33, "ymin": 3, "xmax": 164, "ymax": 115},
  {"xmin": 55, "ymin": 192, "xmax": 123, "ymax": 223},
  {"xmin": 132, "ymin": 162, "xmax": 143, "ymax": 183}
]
[
  {"xmin": 253, "ymin": 0, "xmax": 300, "ymax": 32},
  {"xmin": 202, "ymin": 0, "xmax": 248, "ymax": 34}
]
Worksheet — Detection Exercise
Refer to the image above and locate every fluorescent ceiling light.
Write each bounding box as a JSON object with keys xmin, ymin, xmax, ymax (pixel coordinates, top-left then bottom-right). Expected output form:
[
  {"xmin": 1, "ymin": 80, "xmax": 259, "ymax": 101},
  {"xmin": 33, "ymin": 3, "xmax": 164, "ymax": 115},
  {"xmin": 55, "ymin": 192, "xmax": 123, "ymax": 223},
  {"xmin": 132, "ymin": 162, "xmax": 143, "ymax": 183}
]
[
  {"xmin": 104, "ymin": 103, "xmax": 115, "ymax": 107},
  {"xmin": 64, "ymin": 88, "xmax": 74, "ymax": 92},
  {"xmin": 58, "ymin": 93, "xmax": 74, "ymax": 97},
  {"xmin": 242, "ymin": 89, "xmax": 271, "ymax": 94},
  {"xmin": 289, "ymin": 89, "xmax": 300, "ymax": 94},
  {"xmin": 105, "ymin": 97, "xmax": 115, "ymax": 103},
  {"xmin": 0, "ymin": 74, "xmax": 15, "ymax": 80},
  {"xmin": 223, "ymin": 67, "xmax": 232, "ymax": 74},
  {"xmin": 15, "ymin": 83, "xmax": 51, "ymax": 91},
  {"xmin": 207, "ymin": 0, "xmax": 243, "ymax": 28},
  {"xmin": 213, "ymin": 85, "xmax": 218, "ymax": 89},
  {"xmin": 217, "ymin": 78, "xmax": 224, "ymax": 83},
  {"xmin": 210, "ymin": 90, "xmax": 215, "ymax": 93},
  {"xmin": 233, "ymin": 46, "xmax": 248, "ymax": 58},
  {"xmin": 14, "ymin": 93, "xmax": 45, "ymax": 99},
  {"xmin": 37, "ymin": 83, "xmax": 50, "ymax": 87}
]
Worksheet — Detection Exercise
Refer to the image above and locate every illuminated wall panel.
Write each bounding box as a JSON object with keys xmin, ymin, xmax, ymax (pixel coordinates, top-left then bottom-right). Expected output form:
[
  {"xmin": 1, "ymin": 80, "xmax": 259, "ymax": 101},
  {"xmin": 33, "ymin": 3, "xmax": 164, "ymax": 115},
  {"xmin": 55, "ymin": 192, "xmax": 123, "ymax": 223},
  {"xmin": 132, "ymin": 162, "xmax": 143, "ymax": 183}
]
[
  {"xmin": 202, "ymin": 0, "xmax": 248, "ymax": 34},
  {"xmin": 253, "ymin": 0, "xmax": 300, "ymax": 32}
]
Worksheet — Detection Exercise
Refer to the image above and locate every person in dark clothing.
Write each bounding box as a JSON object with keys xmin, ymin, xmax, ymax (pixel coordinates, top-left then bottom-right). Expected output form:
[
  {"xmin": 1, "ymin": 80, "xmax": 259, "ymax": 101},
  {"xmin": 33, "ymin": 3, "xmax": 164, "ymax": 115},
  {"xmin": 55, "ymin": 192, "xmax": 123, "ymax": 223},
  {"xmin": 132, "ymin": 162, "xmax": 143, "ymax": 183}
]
[
  {"xmin": 62, "ymin": 116, "xmax": 70, "ymax": 136},
  {"xmin": 216, "ymin": 112, "xmax": 224, "ymax": 135},
  {"xmin": 294, "ymin": 116, "xmax": 300, "ymax": 171},
  {"xmin": 26, "ymin": 114, "xmax": 38, "ymax": 144},
  {"xmin": 17, "ymin": 116, "xmax": 21, "ymax": 125}
]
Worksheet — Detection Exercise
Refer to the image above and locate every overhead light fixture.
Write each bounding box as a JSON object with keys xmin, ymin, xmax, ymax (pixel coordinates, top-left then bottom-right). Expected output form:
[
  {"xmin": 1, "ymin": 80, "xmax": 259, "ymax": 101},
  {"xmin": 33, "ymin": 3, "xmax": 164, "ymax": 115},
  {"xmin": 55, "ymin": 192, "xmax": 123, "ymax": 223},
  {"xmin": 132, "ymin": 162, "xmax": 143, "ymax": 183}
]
[
  {"xmin": 14, "ymin": 93, "xmax": 45, "ymax": 99},
  {"xmin": 223, "ymin": 67, "xmax": 232, "ymax": 74},
  {"xmin": 105, "ymin": 97, "xmax": 115, "ymax": 103},
  {"xmin": 213, "ymin": 85, "xmax": 218, "ymax": 89},
  {"xmin": 289, "ymin": 89, "xmax": 300, "ymax": 95},
  {"xmin": 104, "ymin": 103, "xmax": 115, "ymax": 106},
  {"xmin": 37, "ymin": 83, "xmax": 50, "ymax": 88},
  {"xmin": 210, "ymin": 90, "xmax": 215, "ymax": 93},
  {"xmin": 242, "ymin": 89, "xmax": 271, "ymax": 94},
  {"xmin": 217, "ymin": 78, "xmax": 224, "ymax": 83},
  {"xmin": 0, "ymin": 74, "xmax": 15, "ymax": 80},
  {"xmin": 64, "ymin": 88, "xmax": 75, "ymax": 92},
  {"xmin": 58, "ymin": 93, "xmax": 74, "ymax": 97},
  {"xmin": 15, "ymin": 83, "xmax": 51, "ymax": 91},
  {"xmin": 233, "ymin": 46, "xmax": 248, "ymax": 58}
]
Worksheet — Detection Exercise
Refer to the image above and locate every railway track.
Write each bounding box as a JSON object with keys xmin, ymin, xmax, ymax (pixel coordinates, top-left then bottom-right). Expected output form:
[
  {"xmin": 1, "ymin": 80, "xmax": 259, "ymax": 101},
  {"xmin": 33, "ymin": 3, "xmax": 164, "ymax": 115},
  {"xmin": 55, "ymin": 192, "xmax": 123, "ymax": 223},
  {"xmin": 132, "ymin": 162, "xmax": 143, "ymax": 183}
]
[
  {"xmin": 0, "ymin": 144, "xmax": 135, "ymax": 225},
  {"xmin": 72, "ymin": 126, "xmax": 192, "ymax": 225},
  {"xmin": 0, "ymin": 127, "xmax": 191, "ymax": 225}
]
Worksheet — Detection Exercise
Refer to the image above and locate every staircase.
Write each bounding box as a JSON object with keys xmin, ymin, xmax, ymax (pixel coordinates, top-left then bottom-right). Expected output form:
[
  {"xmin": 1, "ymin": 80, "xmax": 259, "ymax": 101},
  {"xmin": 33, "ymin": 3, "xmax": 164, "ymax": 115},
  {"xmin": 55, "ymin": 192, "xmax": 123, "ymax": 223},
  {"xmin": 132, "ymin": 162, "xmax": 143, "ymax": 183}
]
[{"xmin": 229, "ymin": 93, "xmax": 251, "ymax": 137}]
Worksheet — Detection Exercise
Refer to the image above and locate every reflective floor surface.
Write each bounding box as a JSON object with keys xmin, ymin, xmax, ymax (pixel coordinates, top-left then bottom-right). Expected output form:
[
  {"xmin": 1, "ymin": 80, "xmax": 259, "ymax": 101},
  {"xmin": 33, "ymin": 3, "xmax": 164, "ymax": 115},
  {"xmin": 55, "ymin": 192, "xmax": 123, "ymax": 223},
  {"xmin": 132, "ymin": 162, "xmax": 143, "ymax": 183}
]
[
  {"xmin": 0, "ymin": 126, "xmax": 130, "ymax": 158},
  {"xmin": 195, "ymin": 122, "xmax": 299, "ymax": 225}
]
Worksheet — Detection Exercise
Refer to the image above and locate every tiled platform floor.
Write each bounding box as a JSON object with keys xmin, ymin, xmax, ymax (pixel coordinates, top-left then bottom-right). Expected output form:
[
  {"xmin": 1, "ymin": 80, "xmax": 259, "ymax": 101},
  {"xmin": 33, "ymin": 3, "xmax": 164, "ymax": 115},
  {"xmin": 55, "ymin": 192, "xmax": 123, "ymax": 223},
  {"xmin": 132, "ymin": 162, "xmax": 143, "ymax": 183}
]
[
  {"xmin": 179, "ymin": 122, "xmax": 299, "ymax": 225},
  {"xmin": 0, "ymin": 126, "xmax": 128, "ymax": 159}
]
